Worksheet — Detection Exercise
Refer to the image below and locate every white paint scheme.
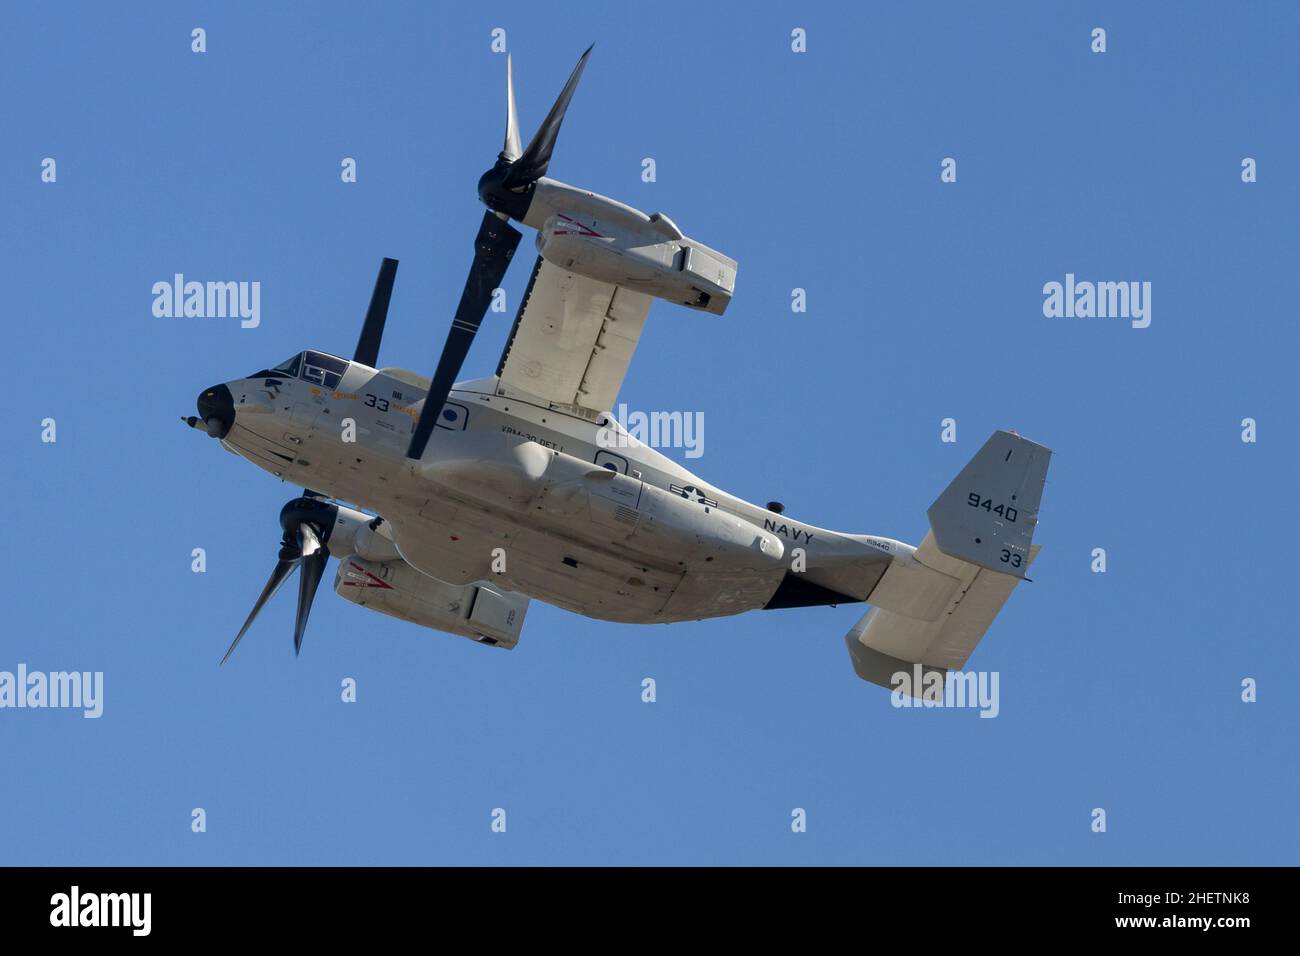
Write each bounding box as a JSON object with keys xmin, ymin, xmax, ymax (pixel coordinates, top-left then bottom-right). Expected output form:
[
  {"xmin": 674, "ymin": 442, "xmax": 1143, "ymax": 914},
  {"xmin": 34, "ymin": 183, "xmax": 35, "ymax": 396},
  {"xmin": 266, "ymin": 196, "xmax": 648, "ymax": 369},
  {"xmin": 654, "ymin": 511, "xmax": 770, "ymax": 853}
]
[
  {"xmin": 495, "ymin": 259, "xmax": 653, "ymax": 413},
  {"xmin": 196, "ymin": 44, "xmax": 1051, "ymax": 683},
  {"xmin": 220, "ymin": 363, "xmax": 881, "ymax": 625},
  {"xmin": 334, "ymin": 555, "xmax": 528, "ymax": 649},
  {"xmin": 520, "ymin": 179, "xmax": 737, "ymax": 316},
  {"xmin": 209, "ymin": 349, "xmax": 1050, "ymax": 687}
]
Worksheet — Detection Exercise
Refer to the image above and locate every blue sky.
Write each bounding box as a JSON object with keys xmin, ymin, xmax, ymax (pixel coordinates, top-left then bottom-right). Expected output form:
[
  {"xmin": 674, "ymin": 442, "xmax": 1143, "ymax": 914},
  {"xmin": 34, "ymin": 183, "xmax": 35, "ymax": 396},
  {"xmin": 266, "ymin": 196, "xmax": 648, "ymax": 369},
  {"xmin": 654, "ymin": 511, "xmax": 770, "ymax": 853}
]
[{"xmin": 1, "ymin": 1, "xmax": 1296, "ymax": 865}]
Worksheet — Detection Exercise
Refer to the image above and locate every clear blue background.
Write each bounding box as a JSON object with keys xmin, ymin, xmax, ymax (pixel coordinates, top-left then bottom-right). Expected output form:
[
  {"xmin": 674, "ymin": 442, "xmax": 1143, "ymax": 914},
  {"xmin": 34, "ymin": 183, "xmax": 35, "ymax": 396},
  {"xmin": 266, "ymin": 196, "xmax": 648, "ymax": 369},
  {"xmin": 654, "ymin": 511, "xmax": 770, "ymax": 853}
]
[{"xmin": 2, "ymin": 1, "xmax": 1295, "ymax": 865}]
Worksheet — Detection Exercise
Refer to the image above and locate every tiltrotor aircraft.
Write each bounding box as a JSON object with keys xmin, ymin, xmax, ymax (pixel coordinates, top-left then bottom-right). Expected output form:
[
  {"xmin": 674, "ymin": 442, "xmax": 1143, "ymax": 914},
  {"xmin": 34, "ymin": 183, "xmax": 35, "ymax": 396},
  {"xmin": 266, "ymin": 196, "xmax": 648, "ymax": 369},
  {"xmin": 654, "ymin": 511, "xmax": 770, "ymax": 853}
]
[{"xmin": 185, "ymin": 48, "xmax": 1051, "ymax": 692}]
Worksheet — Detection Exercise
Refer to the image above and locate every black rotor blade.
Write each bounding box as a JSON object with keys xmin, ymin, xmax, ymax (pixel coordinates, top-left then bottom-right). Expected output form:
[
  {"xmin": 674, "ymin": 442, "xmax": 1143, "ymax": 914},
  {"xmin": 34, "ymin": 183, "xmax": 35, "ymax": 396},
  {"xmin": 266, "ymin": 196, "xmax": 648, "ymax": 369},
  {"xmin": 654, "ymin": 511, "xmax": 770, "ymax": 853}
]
[
  {"xmin": 406, "ymin": 211, "xmax": 521, "ymax": 460},
  {"xmin": 293, "ymin": 543, "xmax": 329, "ymax": 657},
  {"xmin": 354, "ymin": 257, "xmax": 399, "ymax": 367},
  {"xmin": 221, "ymin": 558, "xmax": 298, "ymax": 665},
  {"xmin": 503, "ymin": 45, "xmax": 592, "ymax": 188}
]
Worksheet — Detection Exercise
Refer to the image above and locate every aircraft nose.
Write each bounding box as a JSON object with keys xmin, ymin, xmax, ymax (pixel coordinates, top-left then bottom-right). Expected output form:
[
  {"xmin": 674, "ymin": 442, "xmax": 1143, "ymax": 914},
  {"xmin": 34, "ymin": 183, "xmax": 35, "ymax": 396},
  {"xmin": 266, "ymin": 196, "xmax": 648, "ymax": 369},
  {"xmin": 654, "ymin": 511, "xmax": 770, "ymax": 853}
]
[{"xmin": 196, "ymin": 384, "xmax": 235, "ymax": 438}]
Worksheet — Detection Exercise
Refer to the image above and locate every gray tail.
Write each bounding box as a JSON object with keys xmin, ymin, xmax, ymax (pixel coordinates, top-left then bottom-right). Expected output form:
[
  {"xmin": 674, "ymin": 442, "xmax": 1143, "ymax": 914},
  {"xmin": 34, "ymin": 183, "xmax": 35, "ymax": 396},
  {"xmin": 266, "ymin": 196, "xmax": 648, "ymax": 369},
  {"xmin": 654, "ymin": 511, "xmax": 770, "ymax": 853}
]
[{"xmin": 924, "ymin": 430, "xmax": 1051, "ymax": 579}]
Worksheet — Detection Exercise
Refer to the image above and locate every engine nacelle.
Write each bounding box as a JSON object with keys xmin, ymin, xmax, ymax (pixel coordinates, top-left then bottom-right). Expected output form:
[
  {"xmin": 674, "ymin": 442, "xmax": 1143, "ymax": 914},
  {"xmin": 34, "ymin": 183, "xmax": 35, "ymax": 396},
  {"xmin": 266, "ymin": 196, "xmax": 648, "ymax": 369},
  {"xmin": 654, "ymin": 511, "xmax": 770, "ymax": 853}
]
[
  {"xmin": 326, "ymin": 507, "xmax": 401, "ymax": 562},
  {"xmin": 535, "ymin": 210, "xmax": 736, "ymax": 316},
  {"xmin": 334, "ymin": 557, "xmax": 528, "ymax": 649},
  {"xmin": 278, "ymin": 498, "xmax": 403, "ymax": 563}
]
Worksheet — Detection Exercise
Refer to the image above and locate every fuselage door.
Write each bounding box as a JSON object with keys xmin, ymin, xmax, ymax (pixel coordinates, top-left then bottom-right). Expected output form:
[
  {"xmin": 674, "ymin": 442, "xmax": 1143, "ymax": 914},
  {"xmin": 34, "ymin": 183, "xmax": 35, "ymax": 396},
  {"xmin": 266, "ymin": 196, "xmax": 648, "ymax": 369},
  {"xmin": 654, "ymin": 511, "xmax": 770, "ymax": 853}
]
[{"xmin": 285, "ymin": 401, "xmax": 322, "ymax": 446}]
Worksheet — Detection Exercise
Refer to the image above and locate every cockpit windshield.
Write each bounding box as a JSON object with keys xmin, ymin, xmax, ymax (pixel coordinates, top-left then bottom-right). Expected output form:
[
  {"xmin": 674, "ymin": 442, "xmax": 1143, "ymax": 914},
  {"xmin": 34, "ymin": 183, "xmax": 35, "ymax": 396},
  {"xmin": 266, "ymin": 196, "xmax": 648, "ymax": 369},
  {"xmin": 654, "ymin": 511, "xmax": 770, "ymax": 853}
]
[
  {"xmin": 247, "ymin": 351, "xmax": 349, "ymax": 390},
  {"xmin": 301, "ymin": 351, "xmax": 348, "ymax": 390}
]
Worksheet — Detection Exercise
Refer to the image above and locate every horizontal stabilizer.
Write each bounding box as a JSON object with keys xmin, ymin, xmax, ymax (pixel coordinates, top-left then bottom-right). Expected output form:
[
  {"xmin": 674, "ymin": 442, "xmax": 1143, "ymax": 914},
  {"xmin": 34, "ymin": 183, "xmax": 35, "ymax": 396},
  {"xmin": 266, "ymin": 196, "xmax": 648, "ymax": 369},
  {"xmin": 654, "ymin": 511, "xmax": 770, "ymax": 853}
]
[
  {"xmin": 847, "ymin": 431, "xmax": 1051, "ymax": 695},
  {"xmin": 846, "ymin": 537, "xmax": 1039, "ymax": 695}
]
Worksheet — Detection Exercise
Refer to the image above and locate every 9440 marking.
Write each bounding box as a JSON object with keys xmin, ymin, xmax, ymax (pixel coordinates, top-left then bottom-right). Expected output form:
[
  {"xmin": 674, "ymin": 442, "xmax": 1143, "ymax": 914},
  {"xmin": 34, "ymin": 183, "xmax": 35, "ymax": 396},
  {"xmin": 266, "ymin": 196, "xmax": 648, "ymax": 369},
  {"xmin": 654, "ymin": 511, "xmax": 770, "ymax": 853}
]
[{"xmin": 967, "ymin": 492, "xmax": 1018, "ymax": 523}]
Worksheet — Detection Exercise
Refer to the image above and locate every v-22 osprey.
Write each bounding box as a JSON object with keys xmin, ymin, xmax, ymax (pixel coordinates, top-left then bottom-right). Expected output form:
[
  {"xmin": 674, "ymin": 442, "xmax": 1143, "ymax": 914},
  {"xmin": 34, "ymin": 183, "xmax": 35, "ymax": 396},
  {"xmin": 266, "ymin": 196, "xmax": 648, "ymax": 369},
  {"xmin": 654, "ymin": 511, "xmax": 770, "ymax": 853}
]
[{"xmin": 185, "ymin": 48, "xmax": 1052, "ymax": 693}]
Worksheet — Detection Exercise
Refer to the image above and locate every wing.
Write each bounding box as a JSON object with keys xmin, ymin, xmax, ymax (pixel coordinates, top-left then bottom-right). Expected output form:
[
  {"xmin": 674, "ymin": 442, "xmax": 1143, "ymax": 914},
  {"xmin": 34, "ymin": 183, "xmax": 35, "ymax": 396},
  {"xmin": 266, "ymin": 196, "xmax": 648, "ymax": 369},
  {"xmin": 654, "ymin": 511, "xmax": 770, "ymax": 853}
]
[{"xmin": 494, "ymin": 256, "xmax": 653, "ymax": 415}]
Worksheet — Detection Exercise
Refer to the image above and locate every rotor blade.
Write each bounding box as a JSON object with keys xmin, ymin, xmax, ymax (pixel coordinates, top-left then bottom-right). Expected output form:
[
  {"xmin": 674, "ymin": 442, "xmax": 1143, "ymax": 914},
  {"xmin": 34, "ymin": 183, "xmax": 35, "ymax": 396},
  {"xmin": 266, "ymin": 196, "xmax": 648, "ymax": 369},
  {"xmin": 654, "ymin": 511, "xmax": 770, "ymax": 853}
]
[
  {"xmin": 503, "ymin": 55, "xmax": 521, "ymax": 162},
  {"xmin": 504, "ymin": 45, "xmax": 592, "ymax": 187},
  {"xmin": 293, "ymin": 549, "xmax": 329, "ymax": 656},
  {"xmin": 406, "ymin": 210, "xmax": 521, "ymax": 460},
  {"xmin": 354, "ymin": 258, "xmax": 399, "ymax": 367},
  {"xmin": 221, "ymin": 558, "xmax": 298, "ymax": 665}
]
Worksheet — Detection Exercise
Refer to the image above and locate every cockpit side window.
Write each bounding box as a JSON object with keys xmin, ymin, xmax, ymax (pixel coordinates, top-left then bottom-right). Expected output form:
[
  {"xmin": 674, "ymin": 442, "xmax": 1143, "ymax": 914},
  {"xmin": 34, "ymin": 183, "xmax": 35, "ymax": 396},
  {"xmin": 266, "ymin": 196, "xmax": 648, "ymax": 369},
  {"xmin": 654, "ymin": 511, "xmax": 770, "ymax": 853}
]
[
  {"xmin": 302, "ymin": 351, "xmax": 349, "ymax": 391},
  {"xmin": 247, "ymin": 353, "xmax": 303, "ymax": 380},
  {"xmin": 272, "ymin": 353, "xmax": 303, "ymax": 377}
]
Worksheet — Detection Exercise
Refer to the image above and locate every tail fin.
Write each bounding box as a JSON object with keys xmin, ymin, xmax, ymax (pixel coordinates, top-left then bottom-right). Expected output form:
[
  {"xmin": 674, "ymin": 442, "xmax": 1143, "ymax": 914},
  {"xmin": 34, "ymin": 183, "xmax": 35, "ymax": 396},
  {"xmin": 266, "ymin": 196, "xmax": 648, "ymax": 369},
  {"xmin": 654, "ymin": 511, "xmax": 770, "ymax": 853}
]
[
  {"xmin": 845, "ymin": 431, "xmax": 1051, "ymax": 694},
  {"xmin": 926, "ymin": 430, "xmax": 1050, "ymax": 578}
]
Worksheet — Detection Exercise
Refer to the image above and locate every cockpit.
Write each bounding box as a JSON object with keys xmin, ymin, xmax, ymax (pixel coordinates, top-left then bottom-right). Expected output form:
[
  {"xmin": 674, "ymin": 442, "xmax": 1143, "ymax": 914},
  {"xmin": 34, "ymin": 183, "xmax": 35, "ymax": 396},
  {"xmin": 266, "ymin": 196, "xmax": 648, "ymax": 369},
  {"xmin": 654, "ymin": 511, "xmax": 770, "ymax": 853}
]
[{"xmin": 250, "ymin": 351, "xmax": 350, "ymax": 391}]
